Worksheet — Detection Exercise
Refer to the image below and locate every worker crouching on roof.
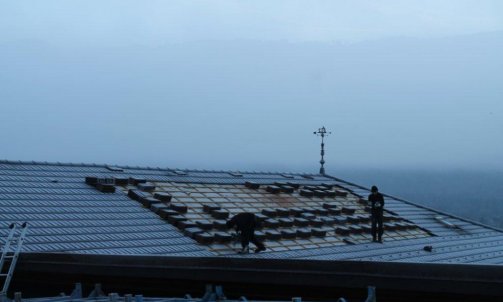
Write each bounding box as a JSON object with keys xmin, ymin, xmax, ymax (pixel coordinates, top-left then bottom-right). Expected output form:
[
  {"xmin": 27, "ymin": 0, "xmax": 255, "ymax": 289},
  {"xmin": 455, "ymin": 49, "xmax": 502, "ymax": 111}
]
[
  {"xmin": 368, "ymin": 185, "xmax": 385, "ymax": 243},
  {"xmin": 226, "ymin": 212, "xmax": 266, "ymax": 254}
]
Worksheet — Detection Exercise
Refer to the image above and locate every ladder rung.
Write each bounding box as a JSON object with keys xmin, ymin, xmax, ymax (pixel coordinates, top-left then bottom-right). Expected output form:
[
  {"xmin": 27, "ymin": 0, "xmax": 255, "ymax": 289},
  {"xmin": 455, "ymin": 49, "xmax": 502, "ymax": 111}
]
[{"xmin": 0, "ymin": 274, "xmax": 8, "ymax": 277}]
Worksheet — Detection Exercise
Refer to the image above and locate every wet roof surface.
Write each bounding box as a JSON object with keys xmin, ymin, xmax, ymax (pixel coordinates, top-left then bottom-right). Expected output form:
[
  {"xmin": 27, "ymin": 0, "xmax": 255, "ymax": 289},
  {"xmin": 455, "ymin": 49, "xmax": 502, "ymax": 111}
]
[{"xmin": 1, "ymin": 159, "xmax": 502, "ymax": 264}]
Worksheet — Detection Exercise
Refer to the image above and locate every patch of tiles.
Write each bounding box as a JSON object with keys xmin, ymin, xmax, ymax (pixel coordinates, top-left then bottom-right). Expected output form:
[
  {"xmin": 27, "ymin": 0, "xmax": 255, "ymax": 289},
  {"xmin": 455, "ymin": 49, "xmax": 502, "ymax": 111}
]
[{"xmin": 108, "ymin": 179, "xmax": 431, "ymax": 255}]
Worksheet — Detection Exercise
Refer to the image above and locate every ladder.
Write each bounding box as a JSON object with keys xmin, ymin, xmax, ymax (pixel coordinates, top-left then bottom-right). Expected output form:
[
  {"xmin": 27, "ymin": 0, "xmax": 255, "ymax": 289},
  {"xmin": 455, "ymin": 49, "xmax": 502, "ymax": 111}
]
[{"xmin": 0, "ymin": 222, "xmax": 28, "ymax": 299}]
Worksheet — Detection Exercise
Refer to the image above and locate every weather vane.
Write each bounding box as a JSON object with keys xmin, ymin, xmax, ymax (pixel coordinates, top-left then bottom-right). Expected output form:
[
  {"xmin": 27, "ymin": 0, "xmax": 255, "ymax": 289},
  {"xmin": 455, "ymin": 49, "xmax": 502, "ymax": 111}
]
[{"xmin": 314, "ymin": 126, "xmax": 331, "ymax": 175}]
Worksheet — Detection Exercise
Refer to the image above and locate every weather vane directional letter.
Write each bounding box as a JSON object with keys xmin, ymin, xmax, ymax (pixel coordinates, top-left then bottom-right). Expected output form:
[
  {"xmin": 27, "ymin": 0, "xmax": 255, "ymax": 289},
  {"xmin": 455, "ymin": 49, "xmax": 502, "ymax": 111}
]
[{"xmin": 314, "ymin": 126, "xmax": 331, "ymax": 175}]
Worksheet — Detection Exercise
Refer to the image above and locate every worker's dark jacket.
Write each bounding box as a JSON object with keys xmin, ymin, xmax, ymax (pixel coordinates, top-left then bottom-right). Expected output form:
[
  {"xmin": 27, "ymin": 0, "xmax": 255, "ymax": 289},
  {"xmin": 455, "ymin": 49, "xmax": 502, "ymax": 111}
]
[
  {"xmin": 368, "ymin": 192, "xmax": 385, "ymax": 215},
  {"xmin": 226, "ymin": 212, "xmax": 258, "ymax": 232}
]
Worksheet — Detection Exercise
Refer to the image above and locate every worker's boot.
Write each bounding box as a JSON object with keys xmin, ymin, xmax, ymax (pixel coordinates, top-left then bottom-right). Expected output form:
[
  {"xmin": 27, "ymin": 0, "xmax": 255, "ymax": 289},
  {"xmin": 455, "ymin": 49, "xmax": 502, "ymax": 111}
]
[
  {"xmin": 238, "ymin": 246, "xmax": 249, "ymax": 254},
  {"xmin": 255, "ymin": 246, "xmax": 266, "ymax": 253}
]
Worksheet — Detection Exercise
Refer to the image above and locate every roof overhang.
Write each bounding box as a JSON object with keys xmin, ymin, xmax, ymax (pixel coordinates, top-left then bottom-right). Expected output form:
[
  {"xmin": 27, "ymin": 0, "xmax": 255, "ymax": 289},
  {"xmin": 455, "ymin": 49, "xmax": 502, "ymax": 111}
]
[{"xmin": 14, "ymin": 253, "xmax": 503, "ymax": 301}]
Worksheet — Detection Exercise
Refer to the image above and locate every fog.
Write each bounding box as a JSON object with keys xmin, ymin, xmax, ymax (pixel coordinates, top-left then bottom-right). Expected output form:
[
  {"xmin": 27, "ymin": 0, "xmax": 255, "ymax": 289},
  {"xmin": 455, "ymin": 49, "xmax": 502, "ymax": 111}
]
[
  {"xmin": 1, "ymin": 36, "xmax": 502, "ymax": 170},
  {"xmin": 0, "ymin": 1, "xmax": 502, "ymax": 226}
]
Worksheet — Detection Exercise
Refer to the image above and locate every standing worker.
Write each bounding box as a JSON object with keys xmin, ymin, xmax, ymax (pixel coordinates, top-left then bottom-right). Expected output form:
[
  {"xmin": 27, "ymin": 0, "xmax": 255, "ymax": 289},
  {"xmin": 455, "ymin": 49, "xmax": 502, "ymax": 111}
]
[
  {"xmin": 226, "ymin": 212, "xmax": 266, "ymax": 254},
  {"xmin": 368, "ymin": 185, "xmax": 385, "ymax": 243}
]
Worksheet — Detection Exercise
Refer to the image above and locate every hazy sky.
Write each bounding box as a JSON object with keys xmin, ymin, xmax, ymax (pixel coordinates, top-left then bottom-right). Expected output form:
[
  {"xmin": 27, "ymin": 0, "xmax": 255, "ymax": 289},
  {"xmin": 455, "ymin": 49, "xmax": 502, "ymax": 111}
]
[{"xmin": 1, "ymin": 1, "xmax": 502, "ymax": 172}]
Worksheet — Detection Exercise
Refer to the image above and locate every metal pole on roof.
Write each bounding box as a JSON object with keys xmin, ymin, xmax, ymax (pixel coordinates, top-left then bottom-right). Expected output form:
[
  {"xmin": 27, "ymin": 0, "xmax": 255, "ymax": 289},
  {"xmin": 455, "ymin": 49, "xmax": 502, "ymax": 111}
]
[{"xmin": 314, "ymin": 126, "xmax": 331, "ymax": 175}]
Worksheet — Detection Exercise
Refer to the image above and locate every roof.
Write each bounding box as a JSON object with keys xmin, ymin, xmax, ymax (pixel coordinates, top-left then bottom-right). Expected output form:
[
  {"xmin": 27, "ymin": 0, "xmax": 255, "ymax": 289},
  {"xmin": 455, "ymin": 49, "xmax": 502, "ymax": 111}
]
[{"xmin": 1, "ymin": 159, "xmax": 502, "ymax": 264}]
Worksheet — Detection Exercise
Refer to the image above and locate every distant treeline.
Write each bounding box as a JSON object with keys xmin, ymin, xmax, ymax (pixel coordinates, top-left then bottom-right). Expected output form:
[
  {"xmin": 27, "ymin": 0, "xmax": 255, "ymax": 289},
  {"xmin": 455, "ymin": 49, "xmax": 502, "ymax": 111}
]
[{"xmin": 334, "ymin": 169, "xmax": 503, "ymax": 229}]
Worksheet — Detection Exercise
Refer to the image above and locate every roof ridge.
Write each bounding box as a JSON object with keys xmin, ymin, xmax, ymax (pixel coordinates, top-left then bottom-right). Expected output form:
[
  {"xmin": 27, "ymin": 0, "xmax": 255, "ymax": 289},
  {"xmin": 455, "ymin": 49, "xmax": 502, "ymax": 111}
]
[
  {"xmin": 0, "ymin": 159, "xmax": 107, "ymax": 168},
  {"xmin": 0, "ymin": 159, "xmax": 323, "ymax": 177}
]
